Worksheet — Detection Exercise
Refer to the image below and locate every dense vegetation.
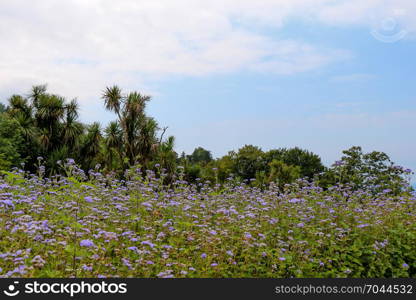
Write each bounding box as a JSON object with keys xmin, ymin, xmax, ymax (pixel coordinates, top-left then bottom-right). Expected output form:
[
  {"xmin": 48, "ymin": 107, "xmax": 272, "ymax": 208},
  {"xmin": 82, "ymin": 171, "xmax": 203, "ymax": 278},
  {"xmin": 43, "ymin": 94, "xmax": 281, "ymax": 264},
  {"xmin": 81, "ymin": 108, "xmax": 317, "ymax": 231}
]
[
  {"xmin": 0, "ymin": 85, "xmax": 413, "ymax": 194},
  {"xmin": 0, "ymin": 163, "xmax": 414, "ymax": 278},
  {"xmin": 0, "ymin": 85, "xmax": 414, "ymax": 278}
]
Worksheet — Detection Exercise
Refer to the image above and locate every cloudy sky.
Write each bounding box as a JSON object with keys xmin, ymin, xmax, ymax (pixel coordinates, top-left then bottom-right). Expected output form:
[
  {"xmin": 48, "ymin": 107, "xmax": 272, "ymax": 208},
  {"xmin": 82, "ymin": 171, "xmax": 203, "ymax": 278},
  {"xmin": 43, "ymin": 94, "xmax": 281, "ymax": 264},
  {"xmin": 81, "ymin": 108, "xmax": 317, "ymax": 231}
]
[{"xmin": 0, "ymin": 0, "xmax": 415, "ymax": 181}]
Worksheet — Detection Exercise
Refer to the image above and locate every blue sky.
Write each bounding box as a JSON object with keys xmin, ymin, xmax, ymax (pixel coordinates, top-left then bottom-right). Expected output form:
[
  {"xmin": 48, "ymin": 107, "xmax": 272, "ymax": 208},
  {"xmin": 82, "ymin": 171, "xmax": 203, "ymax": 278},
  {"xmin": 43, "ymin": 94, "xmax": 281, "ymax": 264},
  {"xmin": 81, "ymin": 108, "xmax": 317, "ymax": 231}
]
[{"xmin": 0, "ymin": 0, "xmax": 415, "ymax": 182}]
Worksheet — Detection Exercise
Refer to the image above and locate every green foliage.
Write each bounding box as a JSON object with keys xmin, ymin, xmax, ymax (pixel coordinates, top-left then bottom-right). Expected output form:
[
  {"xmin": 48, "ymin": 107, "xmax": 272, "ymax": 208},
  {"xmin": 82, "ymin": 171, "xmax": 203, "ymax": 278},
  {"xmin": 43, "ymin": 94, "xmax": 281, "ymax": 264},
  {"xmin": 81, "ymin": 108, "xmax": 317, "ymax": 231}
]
[
  {"xmin": 0, "ymin": 114, "xmax": 25, "ymax": 169},
  {"xmin": 3, "ymin": 85, "xmax": 86, "ymax": 172},
  {"xmin": 0, "ymin": 166, "xmax": 414, "ymax": 278},
  {"xmin": 234, "ymin": 145, "xmax": 266, "ymax": 180},
  {"xmin": 1, "ymin": 85, "xmax": 412, "ymax": 198},
  {"xmin": 187, "ymin": 147, "xmax": 212, "ymax": 165},
  {"xmin": 268, "ymin": 159, "xmax": 301, "ymax": 189},
  {"xmin": 319, "ymin": 146, "xmax": 413, "ymax": 195}
]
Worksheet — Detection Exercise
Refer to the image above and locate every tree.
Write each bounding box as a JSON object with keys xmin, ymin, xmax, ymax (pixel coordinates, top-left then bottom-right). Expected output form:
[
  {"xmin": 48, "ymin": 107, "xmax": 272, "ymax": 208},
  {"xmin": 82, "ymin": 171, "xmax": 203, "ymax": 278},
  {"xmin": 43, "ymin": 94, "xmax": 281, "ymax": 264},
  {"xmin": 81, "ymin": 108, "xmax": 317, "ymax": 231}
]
[
  {"xmin": 155, "ymin": 135, "xmax": 177, "ymax": 178},
  {"xmin": 264, "ymin": 147, "xmax": 324, "ymax": 179},
  {"xmin": 0, "ymin": 114, "xmax": 25, "ymax": 170},
  {"xmin": 323, "ymin": 146, "xmax": 413, "ymax": 195},
  {"xmin": 102, "ymin": 86, "xmax": 161, "ymax": 167},
  {"xmin": 0, "ymin": 103, "xmax": 6, "ymax": 113},
  {"xmin": 5, "ymin": 85, "xmax": 84, "ymax": 172},
  {"xmin": 234, "ymin": 145, "xmax": 266, "ymax": 180},
  {"xmin": 187, "ymin": 147, "xmax": 212, "ymax": 165},
  {"xmin": 104, "ymin": 121, "xmax": 123, "ymax": 170},
  {"xmin": 80, "ymin": 122, "xmax": 102, "ymax": 170},
  {"xmin": 268, "ymin": 159, "xmax": 301, "ymax": 190}
]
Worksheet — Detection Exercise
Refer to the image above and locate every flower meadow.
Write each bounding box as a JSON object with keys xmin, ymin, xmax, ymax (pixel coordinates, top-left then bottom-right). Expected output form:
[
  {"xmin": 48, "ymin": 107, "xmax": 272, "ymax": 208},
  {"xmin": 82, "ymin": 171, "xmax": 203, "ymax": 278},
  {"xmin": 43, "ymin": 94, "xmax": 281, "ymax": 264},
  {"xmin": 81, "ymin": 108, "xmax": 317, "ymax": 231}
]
[{"xmin": 0, "ymin": 161, "xmax": 415, "ymax": 278}]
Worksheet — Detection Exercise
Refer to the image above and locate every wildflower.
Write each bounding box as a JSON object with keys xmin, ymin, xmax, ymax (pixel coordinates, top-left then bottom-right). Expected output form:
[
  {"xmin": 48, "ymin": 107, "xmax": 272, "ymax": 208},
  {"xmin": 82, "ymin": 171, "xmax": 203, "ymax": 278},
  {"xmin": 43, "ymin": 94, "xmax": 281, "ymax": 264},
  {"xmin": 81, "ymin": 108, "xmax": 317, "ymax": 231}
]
[
  {"xmin": 82, "ymin": 265, "xmax": 93, "ymax": 272},
  {"xmin": 297, "ymin": 223, "xmax": 305, "ymax": 228},
  {"xmin": 127, "ymin": 246, "xmax": 139, "ymax": 253},
  {"xmin": 84, "ymin": 196, "xmax": 94, "ymax": 203},
  {"xmin": 201, "ymin": 253, "xmax": 207, "ymax": 259},
  {"xmin": 226, "ymin": 250, "xmax": 233, "ymax": 256},
  {"xmin": 141, "ymin": 240, "xmax": 155, "ymax": 249},
  {"xmin": 122, "ymin": 258, "xmax": 132, "ymax": 269},
  {"xmin": 66, "ymin": 158, "xmax": 75, "ymax": 164},
  {"xmin": 211, "ymin": 263, "xmax": 218, "ymax": 267},
  {"xmin": 244, "ymin": 232, "xmax": 252, "ymax": 239},
  {"xmin": 279, "ymin": 257, "xmax": 286, "ymax": 261},
  {"xmin": 402, "ymin": 263, "xmax": 409, "ymax": 269},
  {"xmin": 1, "ymin": 199, "xmax": 14, "ymax": 207},
  {"xmin": 80, "ymin": 239, "xmax": 95, "ymax": 248},
  {"xmin": 31, "ymin": 255, "xmax": 46, "ymax": 268}
]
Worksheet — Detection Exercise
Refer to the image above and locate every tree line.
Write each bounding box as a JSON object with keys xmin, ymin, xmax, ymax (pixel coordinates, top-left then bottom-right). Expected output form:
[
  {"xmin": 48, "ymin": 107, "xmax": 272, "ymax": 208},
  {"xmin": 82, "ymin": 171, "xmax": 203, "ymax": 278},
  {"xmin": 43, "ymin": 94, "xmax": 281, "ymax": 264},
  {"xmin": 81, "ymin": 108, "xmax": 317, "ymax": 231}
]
[{"xmin": 0, "ymin": 85, "xmax": 413, "ymax": 195}]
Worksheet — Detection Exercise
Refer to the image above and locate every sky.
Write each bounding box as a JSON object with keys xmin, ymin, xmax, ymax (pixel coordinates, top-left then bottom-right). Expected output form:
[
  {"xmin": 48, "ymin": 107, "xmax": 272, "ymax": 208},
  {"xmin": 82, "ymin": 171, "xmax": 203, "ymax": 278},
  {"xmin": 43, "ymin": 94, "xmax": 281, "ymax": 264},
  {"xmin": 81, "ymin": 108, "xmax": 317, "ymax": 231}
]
[{"xmin": 0, "ymin": 0, "xmax": 415, "ymax": 182}]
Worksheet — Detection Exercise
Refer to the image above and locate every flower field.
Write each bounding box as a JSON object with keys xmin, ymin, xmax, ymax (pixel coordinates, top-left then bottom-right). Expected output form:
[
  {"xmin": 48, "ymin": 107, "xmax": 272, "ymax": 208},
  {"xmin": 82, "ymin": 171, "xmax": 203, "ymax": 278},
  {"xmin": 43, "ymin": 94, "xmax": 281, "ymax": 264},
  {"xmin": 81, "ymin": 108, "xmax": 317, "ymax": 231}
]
[{"xmin": 0, "ymin": 164, "xmax": 415, "ymax": 278}]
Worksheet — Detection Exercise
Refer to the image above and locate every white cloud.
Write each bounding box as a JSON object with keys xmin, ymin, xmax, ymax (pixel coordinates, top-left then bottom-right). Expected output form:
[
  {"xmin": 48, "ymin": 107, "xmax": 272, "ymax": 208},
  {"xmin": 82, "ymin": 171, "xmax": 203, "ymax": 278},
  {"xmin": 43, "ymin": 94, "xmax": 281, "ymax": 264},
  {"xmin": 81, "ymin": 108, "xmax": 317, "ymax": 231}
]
[{"xmin": 0, "ymin": 0, "xmax": 414, "ymax": 101}]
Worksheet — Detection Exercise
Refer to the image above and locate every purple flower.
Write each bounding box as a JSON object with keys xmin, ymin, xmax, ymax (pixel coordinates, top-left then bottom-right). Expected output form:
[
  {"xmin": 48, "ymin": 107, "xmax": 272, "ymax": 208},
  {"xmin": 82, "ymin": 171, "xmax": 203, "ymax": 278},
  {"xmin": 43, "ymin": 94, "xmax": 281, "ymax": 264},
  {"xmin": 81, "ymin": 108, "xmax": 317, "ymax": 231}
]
[
  {"xmin": 122, "ymin": 258, "xmax": 132, "ymax": 269},
  {"xmin": 128, "ymin": 246, "xmax": 139, "ymax": 252},
  {"xmin": 1, "ymin": 199, "xmax": 14, "ymax": 207},
  {"xmin": 84, "ymin": 196, "xmax": 94, "ymax": 203},
  {"xmin": 201, "ymin": 253, "xmax": 207, "ymax": 259},
  {"xmin": 80, "ymin": 239, "xmax": 95, "ymax": 247},
  {"xmin": 82, "ymin": 265, "xmax": 93, "ymax": 272},
  {"xmin": 297, "ymin": 222, "xmax": 305, "ymax": 228},
  {"xmin": 402, "ymin": 263, "xmax": 409, "ymax": 269},
  {"xmin": 244, "ymin": 233, "xmax": 252, "ymax": 239},
  {"xmin": 141, "ymin": 240, "xmax": 155, "ymax": 248},
  {"xmin": 279, "ymin": 257, "xmax": 286, "ymax": 261}
]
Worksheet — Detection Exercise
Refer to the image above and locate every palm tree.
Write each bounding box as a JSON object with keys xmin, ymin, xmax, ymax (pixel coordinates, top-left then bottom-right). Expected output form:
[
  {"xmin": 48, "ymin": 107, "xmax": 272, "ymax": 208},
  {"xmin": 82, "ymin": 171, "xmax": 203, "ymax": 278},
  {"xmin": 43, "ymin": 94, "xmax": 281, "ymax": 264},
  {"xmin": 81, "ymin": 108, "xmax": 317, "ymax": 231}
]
[
  {"xmin": 136, "ymin": 117, "xmax": 158, "ymax": 166},
  {"xmin": 35, "ymin": 94, "xmax": 65, "ymax": 150},
  {"xmin": 157, "ymin": 135, "xmax": 177, "ymax": 178},
  {"xmin": 104, "ymin": 121, "xmax": 123, "ymax": 169},
  {"xmin": 62, "ymin": 115, "xmax": 84, "ymax": 150},
  {"xmin": 102, "ymin": 86, "xmax": 122, "ymax": 118},
  {"xmin": 102, "ymin": 86, "xmax": 158, "ymax": 167},
  {"xmin": 29, "ymin": 84, "xmax": 47, "ymax": 108},
  {"xmin": 6, "ymin": 85, "xmax": 85, "ymax": 172},
  {"xmin": 8, "ymin": 95, "xmax": 31, "ymax": 118},
  {"xmin": 80, "ymin": 122, "xmax": 102, "ymax": 170}
]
